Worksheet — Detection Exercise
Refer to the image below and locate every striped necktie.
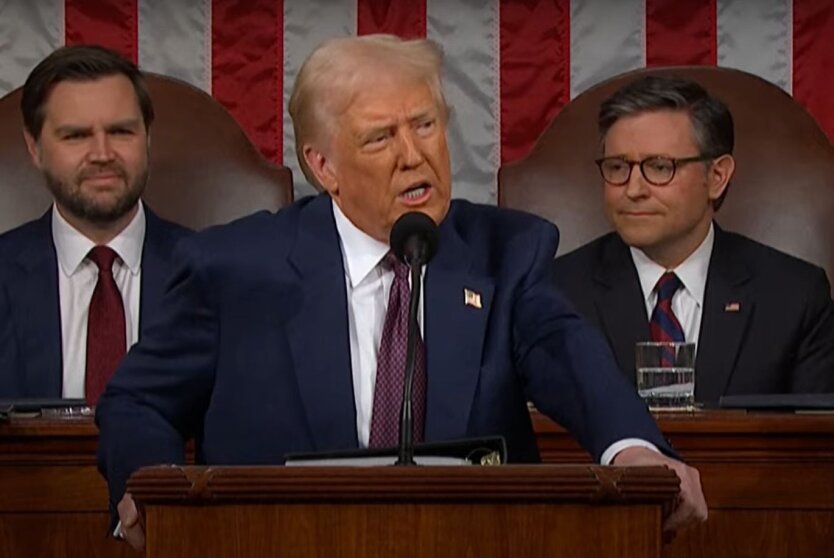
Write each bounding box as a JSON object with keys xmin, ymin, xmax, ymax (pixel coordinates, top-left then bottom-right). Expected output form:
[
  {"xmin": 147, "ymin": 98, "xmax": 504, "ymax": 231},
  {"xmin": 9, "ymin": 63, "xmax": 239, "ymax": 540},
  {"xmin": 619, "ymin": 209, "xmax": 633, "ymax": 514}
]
[{"xmin": 649, "ymin": 271, "xmax": 685, "ymax": 344}]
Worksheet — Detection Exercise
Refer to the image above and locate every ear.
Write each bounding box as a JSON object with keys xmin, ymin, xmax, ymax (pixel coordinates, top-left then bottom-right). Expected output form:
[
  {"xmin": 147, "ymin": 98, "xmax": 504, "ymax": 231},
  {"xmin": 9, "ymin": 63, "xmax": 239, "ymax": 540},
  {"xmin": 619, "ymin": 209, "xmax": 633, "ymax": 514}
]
[
  {"xmin": 707, "ymin": 154, "xmax": 735, "ymax": 202},
  {"xmin": 22, "ymin": 129, "xmax": 43, "ymax": 169},
  {"xmin": 303, "ymin": 144, "xmax": 339, "ymax": 196}
]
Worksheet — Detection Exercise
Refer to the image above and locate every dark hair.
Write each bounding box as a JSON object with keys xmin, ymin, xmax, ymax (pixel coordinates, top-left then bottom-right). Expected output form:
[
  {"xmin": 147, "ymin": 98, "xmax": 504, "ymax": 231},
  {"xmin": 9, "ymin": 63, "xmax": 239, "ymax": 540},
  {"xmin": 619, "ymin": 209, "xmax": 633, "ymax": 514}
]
[
  {"xmin": 599, "ymin": 75, "xmax": 734, "ymax": 209},
  {"xmin": 21, "ymin": 44, "xmax": 154, "ymax": 140}
]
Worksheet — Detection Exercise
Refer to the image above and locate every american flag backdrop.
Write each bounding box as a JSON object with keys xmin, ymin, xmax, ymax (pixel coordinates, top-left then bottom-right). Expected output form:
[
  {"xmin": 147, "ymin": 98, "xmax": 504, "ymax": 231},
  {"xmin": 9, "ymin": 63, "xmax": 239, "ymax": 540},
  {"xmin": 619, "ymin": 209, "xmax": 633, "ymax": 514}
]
[{"xmin": 0, "ymin": 0, "xmax": 832, "ymax": 203}]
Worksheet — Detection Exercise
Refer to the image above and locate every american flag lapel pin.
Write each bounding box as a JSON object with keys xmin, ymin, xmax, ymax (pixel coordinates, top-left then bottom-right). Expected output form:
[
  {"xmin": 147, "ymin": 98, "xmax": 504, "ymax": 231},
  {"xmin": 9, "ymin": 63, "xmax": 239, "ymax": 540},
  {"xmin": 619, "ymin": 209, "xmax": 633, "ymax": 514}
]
[
  {"xmin": 464, "ymin": 288, "xmax": 482, "ymax": 309},
  {"xmin": 724, "ymin": 302, "xmax": 741, "ymax": 312}
]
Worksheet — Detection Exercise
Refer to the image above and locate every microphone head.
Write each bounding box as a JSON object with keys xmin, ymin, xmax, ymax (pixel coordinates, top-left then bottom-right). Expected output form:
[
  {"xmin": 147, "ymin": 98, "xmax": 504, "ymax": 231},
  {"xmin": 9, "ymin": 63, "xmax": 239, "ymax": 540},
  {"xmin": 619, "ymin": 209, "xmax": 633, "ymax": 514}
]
[{"xmin": 390, "ymin": 212, "xmax": 439, "ymax": 266}]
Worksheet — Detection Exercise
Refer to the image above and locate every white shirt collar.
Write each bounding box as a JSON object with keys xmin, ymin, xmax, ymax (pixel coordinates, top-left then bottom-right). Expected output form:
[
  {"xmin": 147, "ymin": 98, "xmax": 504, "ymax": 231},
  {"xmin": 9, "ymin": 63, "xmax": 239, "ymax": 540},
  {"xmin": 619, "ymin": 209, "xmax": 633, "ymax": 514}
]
[
  {"xmin": 630, "ymin": 222, "xmax": 714, "ymax": 307},
  {"xmin": 51, "ymin": 199, "xmax": 147, "ymax": 277},
  {"xmin": 332, "ymin": 201, "xmax": 390, "ymax": 288}
]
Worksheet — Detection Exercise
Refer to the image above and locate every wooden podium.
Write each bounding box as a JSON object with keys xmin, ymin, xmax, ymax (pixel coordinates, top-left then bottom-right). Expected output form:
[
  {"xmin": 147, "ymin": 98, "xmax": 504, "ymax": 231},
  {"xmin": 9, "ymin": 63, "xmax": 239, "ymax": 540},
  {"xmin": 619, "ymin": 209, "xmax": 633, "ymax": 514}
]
[
  {"xmin": 3, "ymin": 411, "xmax": 831, "ymax": 556},
  {"xmin": 128, "ymin": 464, "xmax": 679, "ymax": 558}
]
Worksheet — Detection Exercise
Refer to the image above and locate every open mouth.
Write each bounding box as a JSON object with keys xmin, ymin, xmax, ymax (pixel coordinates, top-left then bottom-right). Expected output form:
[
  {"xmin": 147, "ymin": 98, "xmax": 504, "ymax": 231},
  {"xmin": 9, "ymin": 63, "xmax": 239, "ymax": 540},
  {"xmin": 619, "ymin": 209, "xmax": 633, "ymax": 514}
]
[{"xmin": 399, "ymin": 182, "xmax": 432, "ymax": 204}]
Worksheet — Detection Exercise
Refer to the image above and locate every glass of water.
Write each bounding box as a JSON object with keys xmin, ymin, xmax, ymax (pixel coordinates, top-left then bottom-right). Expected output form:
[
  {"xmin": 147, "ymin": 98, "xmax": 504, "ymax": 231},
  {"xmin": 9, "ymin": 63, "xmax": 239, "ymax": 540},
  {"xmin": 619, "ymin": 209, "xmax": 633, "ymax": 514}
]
[{"xmin": 635, "ymin": 341, "xmax": 696, "ymax": 411}]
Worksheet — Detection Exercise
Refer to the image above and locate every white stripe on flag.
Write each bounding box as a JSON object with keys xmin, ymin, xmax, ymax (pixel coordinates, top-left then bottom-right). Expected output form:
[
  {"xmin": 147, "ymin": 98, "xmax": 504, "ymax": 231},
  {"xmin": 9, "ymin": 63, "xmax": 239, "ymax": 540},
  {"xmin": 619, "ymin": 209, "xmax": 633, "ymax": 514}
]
[
  {"xmin": 0, "ymin": 0, "xmax": 63, "ymax": 95},
  {"xmin": 717, "ymin": 0, "xmax": 792, "ymax": 93},
  {"xmin": 427, "ymin": 0, "xmax": 499, "ymax": 204},
  {"xmin": 570, "ymin": 0, "xmax": 645, "ymax": 98},
  {"xmin": 283, "ymin": 0, "xmax": 356, "ymax": 199},
  {"xmin": 138, "ymin": 0, "xmax": 212, "ymax": 92}
]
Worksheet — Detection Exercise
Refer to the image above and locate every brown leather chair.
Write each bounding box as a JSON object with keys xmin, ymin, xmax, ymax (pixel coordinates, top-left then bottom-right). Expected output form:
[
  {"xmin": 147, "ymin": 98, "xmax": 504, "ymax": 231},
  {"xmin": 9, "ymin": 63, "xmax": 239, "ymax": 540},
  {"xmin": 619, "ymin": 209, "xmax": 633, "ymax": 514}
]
[
  {"xmin": 0, "ymin": 72, "xmax": 292, "ymax": 233},
  {"xmin": 498, "ymin": 66, "xmax": 834, "ymax": 284}
]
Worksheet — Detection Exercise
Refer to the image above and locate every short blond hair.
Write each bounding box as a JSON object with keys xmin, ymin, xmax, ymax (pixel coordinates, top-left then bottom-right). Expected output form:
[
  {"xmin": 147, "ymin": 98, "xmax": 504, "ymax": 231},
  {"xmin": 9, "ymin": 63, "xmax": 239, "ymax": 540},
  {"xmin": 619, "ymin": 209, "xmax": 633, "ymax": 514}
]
[{"xmin": 288, "ymin": 34, "xmax": 447, "ymax": 189}]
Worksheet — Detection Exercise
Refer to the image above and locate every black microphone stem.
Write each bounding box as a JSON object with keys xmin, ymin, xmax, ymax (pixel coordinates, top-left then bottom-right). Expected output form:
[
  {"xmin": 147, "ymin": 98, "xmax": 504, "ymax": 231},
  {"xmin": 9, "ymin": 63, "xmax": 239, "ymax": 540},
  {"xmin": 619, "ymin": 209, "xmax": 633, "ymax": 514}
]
[{"xmin": 395, "ymin": 257, "xmax": 423, "ymax": 466}]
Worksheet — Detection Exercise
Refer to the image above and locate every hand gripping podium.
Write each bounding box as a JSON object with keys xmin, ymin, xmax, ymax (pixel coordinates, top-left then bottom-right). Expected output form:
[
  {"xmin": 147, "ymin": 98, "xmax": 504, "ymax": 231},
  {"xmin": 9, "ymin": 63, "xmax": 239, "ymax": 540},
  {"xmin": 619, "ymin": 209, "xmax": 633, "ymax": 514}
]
[{"xmin": 128, "ymin": 464, "xmax": 679, "ymax": 557}]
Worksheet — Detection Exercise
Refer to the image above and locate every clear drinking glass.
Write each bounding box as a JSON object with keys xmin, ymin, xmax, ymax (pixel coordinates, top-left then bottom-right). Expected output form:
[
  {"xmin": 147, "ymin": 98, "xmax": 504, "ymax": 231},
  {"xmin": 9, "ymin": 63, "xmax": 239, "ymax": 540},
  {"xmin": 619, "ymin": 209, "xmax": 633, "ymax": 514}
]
[{"xmin": 635, "ymin": 341, "xmax": 696, "ymax": 411}]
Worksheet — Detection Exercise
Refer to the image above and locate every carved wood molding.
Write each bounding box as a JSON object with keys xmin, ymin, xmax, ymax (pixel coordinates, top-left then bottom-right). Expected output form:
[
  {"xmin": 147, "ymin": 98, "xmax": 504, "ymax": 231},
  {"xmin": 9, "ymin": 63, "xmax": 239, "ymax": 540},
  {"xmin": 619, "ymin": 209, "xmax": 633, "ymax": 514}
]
[{"xmin": 128, "ymin": 464, "xmax": 679, "ymax": 511}]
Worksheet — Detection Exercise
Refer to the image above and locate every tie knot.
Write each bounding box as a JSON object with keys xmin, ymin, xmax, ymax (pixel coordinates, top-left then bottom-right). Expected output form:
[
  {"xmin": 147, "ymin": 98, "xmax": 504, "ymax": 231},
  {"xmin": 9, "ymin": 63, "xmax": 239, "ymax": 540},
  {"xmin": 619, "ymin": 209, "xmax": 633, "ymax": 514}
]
[
  {"xmin": 87, "ymin": 246, "xmax": 119, "ymax": 275},
  {"xmin": 383, "ymin": 252, "xmax": 409, "ymax": 279},
  {"xmin": 655, "ymin": 271, "xmax": 682, "ymax": 302}
]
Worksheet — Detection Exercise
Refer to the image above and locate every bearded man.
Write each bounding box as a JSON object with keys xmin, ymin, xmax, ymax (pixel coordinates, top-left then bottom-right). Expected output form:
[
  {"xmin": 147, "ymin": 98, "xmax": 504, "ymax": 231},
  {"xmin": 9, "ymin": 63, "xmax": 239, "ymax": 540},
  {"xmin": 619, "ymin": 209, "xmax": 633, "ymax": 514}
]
[{"xmin": 0, "ymin": 45, "xmax": 189, "ymax": 403}]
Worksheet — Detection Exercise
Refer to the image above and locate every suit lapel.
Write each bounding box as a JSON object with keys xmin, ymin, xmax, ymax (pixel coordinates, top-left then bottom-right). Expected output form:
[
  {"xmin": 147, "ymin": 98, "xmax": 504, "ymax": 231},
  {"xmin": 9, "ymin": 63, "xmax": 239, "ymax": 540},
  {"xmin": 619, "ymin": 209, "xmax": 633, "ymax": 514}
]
[
  {"xmin": 14, "ymin": 212, "xmax": 63, "ymax": 396},
  {"xmin": 695, "ymin": 227, "xmax": 752, "ymax": 403},
  {"xmin": 424, "ymin": 214, "xmax": 493, "ymax": 441},
  {"xmin": 593, "ymin": 236, "xmax": 649, "ymax": 384},
  {"xmin": 286, "ymin": 195, "xmax": 358, "ymax": 450},
  {"xmin": 138, "ymin": 208, "xmax": 169, "ymax": 332}
]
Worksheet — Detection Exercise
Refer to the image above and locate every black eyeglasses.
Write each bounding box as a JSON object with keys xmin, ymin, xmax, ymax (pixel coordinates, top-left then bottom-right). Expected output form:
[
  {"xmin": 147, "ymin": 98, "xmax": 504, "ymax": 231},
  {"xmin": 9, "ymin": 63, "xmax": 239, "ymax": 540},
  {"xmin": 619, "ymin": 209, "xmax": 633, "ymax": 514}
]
[{"xmin": 595, "ymin": 155, "xmax": 716, "ymax": 186}]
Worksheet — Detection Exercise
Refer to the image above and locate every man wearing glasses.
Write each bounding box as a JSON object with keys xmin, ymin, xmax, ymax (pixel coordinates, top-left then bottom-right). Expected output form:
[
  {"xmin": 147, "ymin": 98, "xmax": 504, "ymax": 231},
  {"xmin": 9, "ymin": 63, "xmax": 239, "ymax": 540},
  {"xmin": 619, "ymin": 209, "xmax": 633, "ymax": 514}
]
[{"xmin": 552, "ymin": 75, "xmax": 834, "ymax": 404}]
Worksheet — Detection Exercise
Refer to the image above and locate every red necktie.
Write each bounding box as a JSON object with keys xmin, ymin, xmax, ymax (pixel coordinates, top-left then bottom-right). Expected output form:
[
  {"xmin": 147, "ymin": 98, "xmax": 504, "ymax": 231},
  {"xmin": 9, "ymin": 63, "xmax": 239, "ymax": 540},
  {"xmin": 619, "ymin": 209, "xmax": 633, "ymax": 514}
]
[
  {"xmin": 369, "ymin": 253, "xmax": 427, "ymax": 448},
  {"xmin": 85, "ymin": 246, "xmax": 126, "ymax": 406},
  {"xmin": 649, "ymin": 272, "xmax": 685, "ymax": 367}
]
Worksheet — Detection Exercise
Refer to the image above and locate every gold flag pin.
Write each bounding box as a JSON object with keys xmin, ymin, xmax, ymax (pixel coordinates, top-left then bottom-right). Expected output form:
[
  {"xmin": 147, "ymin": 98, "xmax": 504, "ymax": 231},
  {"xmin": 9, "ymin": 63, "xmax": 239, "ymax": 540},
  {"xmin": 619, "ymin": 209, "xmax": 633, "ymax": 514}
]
[{"xmin": 464, "ymin": 288, "xmax": 482, "ymax": 309}]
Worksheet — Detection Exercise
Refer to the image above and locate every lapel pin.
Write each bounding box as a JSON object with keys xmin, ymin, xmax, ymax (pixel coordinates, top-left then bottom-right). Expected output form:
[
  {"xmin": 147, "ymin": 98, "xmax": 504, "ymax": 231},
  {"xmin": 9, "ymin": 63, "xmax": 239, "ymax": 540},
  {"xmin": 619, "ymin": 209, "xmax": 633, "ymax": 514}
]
[
  {"xmin": 464, "ymin": 288, "xmax": 482, "ymax": 309},
  {"xmin": 724, "ymin": 302, "xmax": 741, "ymax": 312}
]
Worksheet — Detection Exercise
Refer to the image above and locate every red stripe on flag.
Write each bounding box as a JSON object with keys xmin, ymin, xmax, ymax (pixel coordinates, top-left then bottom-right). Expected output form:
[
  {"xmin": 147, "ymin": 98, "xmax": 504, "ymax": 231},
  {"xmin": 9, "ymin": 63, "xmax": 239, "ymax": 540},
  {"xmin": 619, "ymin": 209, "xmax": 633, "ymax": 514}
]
[
  {"xmin": 211, "ymin": 0, "xmax": 283, "ymax": 163},
  {"xmin": 65, "ymin": 0, "xmax": 138, "ymax": 63},
  {"xmin": 357, "ymin": 0, "xmax": 426, "ymax": 38},
  {"xmin": 646, "ymin": 0, "xmax": 716, "ymax": 66},
  {"xmin": 793, "ymin": 0, "xmax": 834, "ymax": 143},
  {"xmin": 499, "ymin": 0, "xmax": 570, "ymax": 164}
]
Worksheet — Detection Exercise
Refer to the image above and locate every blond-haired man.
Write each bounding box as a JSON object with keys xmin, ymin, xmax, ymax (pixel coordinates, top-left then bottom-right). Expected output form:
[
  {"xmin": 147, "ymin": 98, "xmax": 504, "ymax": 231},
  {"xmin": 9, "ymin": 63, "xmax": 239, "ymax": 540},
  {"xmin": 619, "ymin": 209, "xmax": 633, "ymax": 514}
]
[{"xmin": 98, "ymin": 36, "xmax": 706, "ymax": 550}]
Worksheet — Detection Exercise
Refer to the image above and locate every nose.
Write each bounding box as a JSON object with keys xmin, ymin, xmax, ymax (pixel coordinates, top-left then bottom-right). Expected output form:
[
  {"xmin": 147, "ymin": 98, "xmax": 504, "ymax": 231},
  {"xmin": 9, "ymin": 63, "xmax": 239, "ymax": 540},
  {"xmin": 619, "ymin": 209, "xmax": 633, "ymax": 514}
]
[
  {"xmin": 624, "ymin": 163, "xmax": 650, "ymax": 200},
  {"xmin": 87, "ymin": 131, "xmax": 115, "ymax": 163},
  {"xmin": 396, "ymin": 130, "xmax": 425, "ymax": 170}
]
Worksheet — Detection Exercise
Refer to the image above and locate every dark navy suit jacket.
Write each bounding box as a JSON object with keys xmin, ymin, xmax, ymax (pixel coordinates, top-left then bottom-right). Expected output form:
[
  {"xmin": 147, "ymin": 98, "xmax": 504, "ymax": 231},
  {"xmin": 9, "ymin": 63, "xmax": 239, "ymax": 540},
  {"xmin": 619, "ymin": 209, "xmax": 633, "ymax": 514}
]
[
  {"xmin": 0, "ymin": 206, "xmax": 190, "ymax": 397},
  {"xmin": 96, "ymin": 194, "xmax": 670, "ymax": 507},
  {"xmin": 552, "ymin": 227, "xmax": 834, "ymax": 404}
]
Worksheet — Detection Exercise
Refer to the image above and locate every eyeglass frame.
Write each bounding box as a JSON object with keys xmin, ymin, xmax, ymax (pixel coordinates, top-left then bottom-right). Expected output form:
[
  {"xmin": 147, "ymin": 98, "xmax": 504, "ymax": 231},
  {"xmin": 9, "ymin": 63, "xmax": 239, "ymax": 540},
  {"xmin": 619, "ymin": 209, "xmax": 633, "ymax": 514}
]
[{"xmin": 594, "ymin": 154, "xmax": 719, "ymax": 186}]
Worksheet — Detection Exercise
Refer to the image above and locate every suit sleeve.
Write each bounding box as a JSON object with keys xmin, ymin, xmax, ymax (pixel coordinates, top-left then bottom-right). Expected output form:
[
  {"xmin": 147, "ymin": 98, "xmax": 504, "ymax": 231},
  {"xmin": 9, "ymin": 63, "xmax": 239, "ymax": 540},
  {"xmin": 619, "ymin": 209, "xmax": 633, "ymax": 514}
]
[
  {"xmin": 96, "ymin": 237, "xmax": 218, "ymax": 510},
  {"xmin": 511, "ymin": 222, "xmax": 673, "ymax": 461},
  {"xmin": 791, "ymin": 267, "xmax": 834, "ymax": 393},
  {"xmin": 0, "ymin": 275, "xmax": 22, "ymax": 397}
]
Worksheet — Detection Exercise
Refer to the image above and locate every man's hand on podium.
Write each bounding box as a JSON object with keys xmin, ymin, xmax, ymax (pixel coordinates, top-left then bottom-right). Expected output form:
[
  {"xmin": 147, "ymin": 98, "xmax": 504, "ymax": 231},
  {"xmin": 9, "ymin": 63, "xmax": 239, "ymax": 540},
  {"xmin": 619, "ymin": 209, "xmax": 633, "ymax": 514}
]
[
  {"xmin": 118, "ymin": 493, "xmax": 145, "ymax": 551},
  {"xmin": 613, "ymin": 446, "xmax": 708, "ymax": 533}
]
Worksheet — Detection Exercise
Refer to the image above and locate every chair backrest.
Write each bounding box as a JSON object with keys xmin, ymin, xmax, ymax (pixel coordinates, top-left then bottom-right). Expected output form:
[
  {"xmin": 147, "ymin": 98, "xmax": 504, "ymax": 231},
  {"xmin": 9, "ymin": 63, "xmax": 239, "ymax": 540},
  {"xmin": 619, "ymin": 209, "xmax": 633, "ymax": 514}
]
[
  {"xmin": 0, "ymin": 73, "xmax": 292, "ymax": 233},
  {"xmin": 498, "ymin": 66, "xmax": 834, "ymax": 283}
]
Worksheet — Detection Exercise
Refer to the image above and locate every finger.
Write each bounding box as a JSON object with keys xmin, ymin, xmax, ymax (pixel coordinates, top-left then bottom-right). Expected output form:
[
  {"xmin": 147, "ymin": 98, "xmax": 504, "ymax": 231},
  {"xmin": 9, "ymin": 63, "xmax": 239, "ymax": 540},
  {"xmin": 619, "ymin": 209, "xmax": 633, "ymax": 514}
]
[
  {"xmin": 663, "ymin": 502, "xmax": 692, "ymax": 533},
  {"xmin": 122, "ymin": 522, "xmax": 146, "ymax": 551},
  {"xmin": 117, "ymin": 494, "xmax": 146, "ymax": 551},
  {"xmin": 117, "ymin": 495, "xmax": 139, "ymax": 526}
]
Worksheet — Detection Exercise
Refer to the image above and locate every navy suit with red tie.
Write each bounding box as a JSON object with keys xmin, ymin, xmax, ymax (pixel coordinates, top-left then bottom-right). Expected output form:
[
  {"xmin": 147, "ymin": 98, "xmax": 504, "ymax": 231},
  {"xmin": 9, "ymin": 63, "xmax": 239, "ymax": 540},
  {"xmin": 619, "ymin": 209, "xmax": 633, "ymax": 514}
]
[
  {"xmin": 552, "ymin": 226, "xmax": 834, "ymax": 404},
  {"xmin": 0, "ymin": 207, "xmax": 190, "ymax": 398},
  {"xmin": 96, "ymin": 194, "xmax": 671, "ymax": 511}
]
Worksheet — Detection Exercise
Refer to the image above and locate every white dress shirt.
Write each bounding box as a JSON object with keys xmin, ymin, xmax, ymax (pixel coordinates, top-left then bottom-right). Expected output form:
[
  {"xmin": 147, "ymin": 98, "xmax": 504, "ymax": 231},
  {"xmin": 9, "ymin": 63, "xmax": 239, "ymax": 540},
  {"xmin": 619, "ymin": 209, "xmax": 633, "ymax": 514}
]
[
  {"xmin": 333, "ymin": 204, "xmax": 428, "ymax": 448},
  {"xmin": 630, "ymin": 223, "xmax": 715, "ymax": 350},
  {"xmin": 333, "ymin": 203, "xmax": 655, "ymax": 463},
  {"xmin": 52, "ymin": 201, "xmax": 146, "ymax": 399}
]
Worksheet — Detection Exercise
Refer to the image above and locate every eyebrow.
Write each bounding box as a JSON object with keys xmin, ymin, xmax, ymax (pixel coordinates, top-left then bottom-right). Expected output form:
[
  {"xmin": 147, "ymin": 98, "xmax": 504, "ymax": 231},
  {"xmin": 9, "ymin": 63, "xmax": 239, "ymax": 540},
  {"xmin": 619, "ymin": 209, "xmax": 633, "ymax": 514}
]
[
  {"xmin": 358, "ymin": 109, "xmax": 437, "ymax": 140},
  {"xmin": 54, "ymin": 119, "xmax": 142, "ymax": 135}
]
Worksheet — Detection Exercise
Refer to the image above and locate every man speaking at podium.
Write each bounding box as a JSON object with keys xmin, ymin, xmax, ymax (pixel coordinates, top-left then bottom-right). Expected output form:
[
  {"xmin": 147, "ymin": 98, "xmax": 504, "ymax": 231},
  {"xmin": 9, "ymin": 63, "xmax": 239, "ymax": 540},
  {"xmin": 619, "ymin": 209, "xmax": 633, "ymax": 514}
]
[{"xmin": 97, "ymin": 35, "xmax": 706, "ymax": 549}]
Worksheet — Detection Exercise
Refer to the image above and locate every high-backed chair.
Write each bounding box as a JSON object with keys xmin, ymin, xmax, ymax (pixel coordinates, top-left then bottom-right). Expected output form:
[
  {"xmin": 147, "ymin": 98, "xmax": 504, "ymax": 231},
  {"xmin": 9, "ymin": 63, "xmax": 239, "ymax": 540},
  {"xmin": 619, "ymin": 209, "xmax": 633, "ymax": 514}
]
[
  {"xmin": 498, "ymin": 66, "xmax": 834, "ymax": 285},
  {"xmin": 0, "ymin": 73, "xmax": 292, "ymax": 233}
]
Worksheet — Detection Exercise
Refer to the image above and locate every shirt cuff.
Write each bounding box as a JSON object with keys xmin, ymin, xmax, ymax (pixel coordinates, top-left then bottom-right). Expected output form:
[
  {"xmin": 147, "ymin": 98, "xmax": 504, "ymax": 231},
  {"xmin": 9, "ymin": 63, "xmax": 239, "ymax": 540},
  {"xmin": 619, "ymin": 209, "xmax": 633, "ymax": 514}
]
[
  {"xmin": 113, "ymin": 520, "xmax": 124, "ymax": 539},
  {"xmin": 600, "ymin": 438, "xmax": 660, "ymax": 465}
]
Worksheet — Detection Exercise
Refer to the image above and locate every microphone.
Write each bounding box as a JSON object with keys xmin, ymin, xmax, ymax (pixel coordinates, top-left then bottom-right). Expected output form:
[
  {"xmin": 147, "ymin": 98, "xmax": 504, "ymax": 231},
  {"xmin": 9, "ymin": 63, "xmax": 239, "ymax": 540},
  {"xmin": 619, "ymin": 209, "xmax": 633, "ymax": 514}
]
[{"xmin": 389, "ymin": 212, "xmax": 439, "ymax": 465}]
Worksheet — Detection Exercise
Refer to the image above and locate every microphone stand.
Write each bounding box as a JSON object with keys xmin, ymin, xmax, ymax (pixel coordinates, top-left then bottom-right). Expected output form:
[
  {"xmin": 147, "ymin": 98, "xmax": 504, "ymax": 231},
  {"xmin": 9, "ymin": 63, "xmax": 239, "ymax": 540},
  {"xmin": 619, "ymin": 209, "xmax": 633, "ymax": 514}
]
[{"xmin": 395, "ymin": 247, "xmax": 426, "ymax": 466}]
